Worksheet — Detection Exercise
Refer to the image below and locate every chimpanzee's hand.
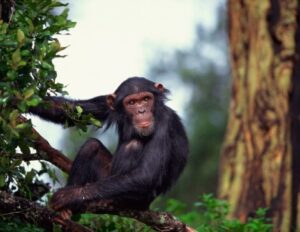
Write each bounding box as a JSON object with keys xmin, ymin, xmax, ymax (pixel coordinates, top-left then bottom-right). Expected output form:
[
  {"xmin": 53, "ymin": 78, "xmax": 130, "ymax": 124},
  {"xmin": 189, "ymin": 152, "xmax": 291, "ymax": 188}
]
[{"xmin": 50, "ymin": 186, "xmax": 84, "ymax": 211}]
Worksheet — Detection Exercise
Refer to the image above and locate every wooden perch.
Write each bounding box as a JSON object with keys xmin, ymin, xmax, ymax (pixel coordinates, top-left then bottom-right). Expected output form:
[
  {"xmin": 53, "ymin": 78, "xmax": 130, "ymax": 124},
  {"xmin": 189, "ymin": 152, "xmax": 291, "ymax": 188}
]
[
  {"xmin": 83, "ymin": 201, "xmax": 193, "ymax": 232},
  {"xmin": 0, "ymin": 190, "xmax": 194, "ymax": 232},
  {"xmin": 8, "ymin": 116, "xmax": 195, "ymax": 231}
]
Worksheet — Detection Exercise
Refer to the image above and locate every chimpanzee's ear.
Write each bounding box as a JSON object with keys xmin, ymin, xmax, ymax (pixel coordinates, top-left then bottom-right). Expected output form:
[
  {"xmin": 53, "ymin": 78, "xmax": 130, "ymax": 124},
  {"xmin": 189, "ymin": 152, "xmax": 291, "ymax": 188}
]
[
  {"xmin": 154, "ymin": 83, "xmax": 164, "ymax": 92},
  {"xmin": 106, "ymin": 94, "xmax": 116, "ymax": 110}
]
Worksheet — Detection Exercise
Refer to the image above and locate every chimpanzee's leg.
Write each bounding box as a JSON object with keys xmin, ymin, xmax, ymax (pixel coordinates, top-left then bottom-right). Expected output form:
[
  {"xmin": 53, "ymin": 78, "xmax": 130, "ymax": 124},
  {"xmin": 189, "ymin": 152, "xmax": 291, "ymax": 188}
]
[{"xmin": 67, "ymin": 138, "xmax": 112, "ymax": 186}]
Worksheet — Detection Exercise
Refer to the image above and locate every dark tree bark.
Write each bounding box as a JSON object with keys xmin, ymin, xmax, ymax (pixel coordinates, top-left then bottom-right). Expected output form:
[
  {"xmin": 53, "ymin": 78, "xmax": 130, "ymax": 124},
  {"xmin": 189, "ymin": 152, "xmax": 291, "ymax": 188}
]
[
  {"xmin": 0, "ymin": 0, "xmax": 15, "ymax": 22},
  {"xmin": 218, "ymin": 1, "xmax": 300, "ymax": 231}
]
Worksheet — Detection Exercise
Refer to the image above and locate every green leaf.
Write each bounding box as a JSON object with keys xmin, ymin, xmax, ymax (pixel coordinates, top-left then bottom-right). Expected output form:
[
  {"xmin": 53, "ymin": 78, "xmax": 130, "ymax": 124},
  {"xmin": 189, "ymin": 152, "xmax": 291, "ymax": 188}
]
[
  {"xmin": 16, "ymin": 122, "xmax": 30, "ymax": 130},
  {"xmin": 89, "ymin": 117, "xmax": 102, "ymax": 127},
  {"xmin": 41, "ymin": 61, "xmax": 53, "ymax": 70},
  {"xmin": 17, "ymin": 28, "xmax": 25, "ymax": 44},
  {"xmin": 26, "ymin": 95, "xmax": 42, "ymax": 107},
  {"xmin": 9, "ymin": 109, "xmax": 19, "ymax": 127},
  {"xmin": 49, "ymin": 40, "xmax": 61, "ymax": 53},
  {"xmin": 76, "ymin": 105, "xmax": 83, "ymax": 115},
  {"xmin": 18, "ymin": 60, "xmax": 27, "ymax": 68},
  {"xmin": 25, "ymin": 170, "xmax": 36, "ymax": 183},
  {"xmin": 11, "ymin": 159, "xmax": 22, "ymax": 167},
  {"xmin": 0, "ymin": 40, "xmax": 18, "ymax": 47},
  {"xmin": 0, "ymin": 97, "xmax": 9, "ymax": 105},
  {"xmin": 7, "ymin": 70, "xmax": 17, "ymax": 80},
  {"xmin": 17, "ymin": 101, "xmax": 27, "ymax": 112},
  {"xmin": 26, "ymin": 18, "xmax": 34, "ymax": 33},
  {"xmin": 21, "ymin": 49, "xmax": 30, "ymax": 56},
  {"xmin": 12, "ymin": 48, "xmax": 21, "ymax": 65},
  {"xmin": 67, "ymin": 21, "xmax": 77, "ymax": 28},
  {"xmin": 8, "ymin": 125, "xmax": 19, "ymax": 138},
  {"xmin": 0, "ymin": 175, "xmax": 6, "ymax": 187},
  {"xmin": 23, "ymin": 88, "xmax": 35, "ymax": 99}
]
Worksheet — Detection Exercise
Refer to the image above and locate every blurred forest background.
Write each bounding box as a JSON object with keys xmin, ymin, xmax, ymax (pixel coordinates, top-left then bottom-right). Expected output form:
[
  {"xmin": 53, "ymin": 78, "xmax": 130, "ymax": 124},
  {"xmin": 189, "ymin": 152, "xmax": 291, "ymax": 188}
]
[
  {"xmin": 58, "ymin": 2, "xmax": 230, "ymax": 208},
  {"xmin": 148, "ymin": 4, "xmax": 229, "ymax": 205}
]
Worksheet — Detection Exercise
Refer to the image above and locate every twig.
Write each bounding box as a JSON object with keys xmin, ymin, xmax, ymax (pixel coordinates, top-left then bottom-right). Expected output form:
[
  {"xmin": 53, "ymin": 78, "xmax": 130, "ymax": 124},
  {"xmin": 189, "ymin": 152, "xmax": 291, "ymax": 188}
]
[{"xmin": 0, "ymin": 152, "xmax": 42, "ymax": 161}]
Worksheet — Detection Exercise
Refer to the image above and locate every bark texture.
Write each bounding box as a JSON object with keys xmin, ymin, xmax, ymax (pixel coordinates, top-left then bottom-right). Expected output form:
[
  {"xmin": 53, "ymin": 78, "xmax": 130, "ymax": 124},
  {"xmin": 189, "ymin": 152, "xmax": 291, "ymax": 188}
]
[{"xmin": 218, "ymin": 0, "xmax": 300, "ymax": 231}]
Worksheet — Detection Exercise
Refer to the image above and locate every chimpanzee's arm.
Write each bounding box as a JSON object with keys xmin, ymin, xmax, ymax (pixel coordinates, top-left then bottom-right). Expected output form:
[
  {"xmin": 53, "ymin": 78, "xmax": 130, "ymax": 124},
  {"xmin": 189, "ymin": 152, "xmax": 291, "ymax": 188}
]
[
  {"xmin": 29, "ymin": 95, "xmax": 110, "ymax": 125},
  {"xmin": 51, "ymin": 169, "xmax": 153, "ymax": 211}
]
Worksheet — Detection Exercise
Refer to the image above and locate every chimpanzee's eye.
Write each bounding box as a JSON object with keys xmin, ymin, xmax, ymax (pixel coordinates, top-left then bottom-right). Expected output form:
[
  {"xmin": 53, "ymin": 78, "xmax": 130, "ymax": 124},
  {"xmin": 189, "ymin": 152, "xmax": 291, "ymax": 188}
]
[
  {"xmin": 128, "ymin": 100, "xmax": 136, "ymax": 105},
  {"xmin": 144, "ymin": 96, "xmax": 150, "ymax": 102}
]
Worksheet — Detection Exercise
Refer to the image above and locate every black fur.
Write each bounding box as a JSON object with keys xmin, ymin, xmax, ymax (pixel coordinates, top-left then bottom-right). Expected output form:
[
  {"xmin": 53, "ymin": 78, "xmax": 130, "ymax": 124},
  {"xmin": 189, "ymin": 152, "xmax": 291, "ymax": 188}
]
[{"xmin": 31, "ymin": 77, "xmax": 188, "ymax": 210}]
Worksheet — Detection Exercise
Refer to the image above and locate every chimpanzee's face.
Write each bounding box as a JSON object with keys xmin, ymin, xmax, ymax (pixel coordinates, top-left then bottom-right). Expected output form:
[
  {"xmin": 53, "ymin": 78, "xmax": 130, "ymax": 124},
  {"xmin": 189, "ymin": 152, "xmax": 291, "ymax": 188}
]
[{"xmin": 123, "ymin": 91, "xmax": 155, "ymax": 137}]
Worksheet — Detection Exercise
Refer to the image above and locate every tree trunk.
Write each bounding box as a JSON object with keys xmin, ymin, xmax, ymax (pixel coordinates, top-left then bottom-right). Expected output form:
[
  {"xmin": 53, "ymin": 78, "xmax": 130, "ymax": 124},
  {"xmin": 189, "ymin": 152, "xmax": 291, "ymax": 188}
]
[{"xmin": 218, "ymin": 1, "xmax": 300, "ymax": 231}]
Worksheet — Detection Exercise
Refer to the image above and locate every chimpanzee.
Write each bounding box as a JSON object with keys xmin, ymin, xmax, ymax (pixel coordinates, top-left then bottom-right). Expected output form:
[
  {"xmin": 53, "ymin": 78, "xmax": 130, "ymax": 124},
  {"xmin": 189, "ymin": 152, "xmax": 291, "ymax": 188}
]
[{"xmin": 29, "ymin": 77, "xmax": 188, "ymax": 214}]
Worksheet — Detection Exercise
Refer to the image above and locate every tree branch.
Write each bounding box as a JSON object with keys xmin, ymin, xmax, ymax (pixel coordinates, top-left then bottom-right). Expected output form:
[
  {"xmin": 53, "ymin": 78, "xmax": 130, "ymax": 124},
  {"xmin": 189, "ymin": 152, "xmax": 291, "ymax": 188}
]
[
  {"xmin": 0, "ymin": 190, "xmax": 92, "ymax": 232},
  {"xmin": 33, "ymin": 127, "xmax": 72, "ymax": 173},
  {"xmin": 0, "ymin": 152, "xmax": 44, "ymax": 161},
  {"xmin": 0, "ymin": 190, "xmax": 194, "ymax": 232},
  {"xmin": 83, "ymin": 200, "xmax": 193, "ymax": 232},
  {"xmin": 18, "ymin": 115, "xmax": 72, "ymax": 173}
]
